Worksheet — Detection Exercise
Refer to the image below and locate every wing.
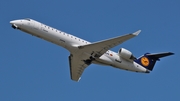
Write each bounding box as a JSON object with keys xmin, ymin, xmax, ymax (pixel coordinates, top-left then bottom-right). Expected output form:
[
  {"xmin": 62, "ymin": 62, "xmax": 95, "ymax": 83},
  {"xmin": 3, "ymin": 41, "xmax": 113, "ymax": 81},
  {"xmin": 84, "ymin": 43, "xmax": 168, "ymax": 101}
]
[
  {"xmin": 68, "ymin": 30, "xmax": 141, "ymax": 81},
  {"xmin": 69, "ymin": 54, "xmax": 90, "ymax": 81},
  {"xmin": 78, "ymin": 30, "xmax": 141, "ymax": 58}
]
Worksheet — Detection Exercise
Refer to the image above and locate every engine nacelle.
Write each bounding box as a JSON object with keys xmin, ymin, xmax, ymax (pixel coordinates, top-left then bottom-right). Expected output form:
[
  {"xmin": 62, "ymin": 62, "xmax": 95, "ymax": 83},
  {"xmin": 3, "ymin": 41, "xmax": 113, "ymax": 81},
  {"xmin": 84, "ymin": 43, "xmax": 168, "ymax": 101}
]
[{"xmin": 118, "ymin": 48, "xmax": 136, "ymax": 61}]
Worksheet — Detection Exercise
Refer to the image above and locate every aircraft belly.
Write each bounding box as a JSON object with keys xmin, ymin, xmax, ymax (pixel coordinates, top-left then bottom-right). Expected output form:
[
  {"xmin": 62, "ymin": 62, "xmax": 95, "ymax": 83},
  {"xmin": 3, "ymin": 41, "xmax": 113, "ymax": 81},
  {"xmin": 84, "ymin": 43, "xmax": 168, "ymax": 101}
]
[
  {"xmin": 94, "ymin": 55, "xmax": 114, "ymax": 66},
  {"xmin": 113, "ymin": 58, "xmax": 147, "ymax": 72}
]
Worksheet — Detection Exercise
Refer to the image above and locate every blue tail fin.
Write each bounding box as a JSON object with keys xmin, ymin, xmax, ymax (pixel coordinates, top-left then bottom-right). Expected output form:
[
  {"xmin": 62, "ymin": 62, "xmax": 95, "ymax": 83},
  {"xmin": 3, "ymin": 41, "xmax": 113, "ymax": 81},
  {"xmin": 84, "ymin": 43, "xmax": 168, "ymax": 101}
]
[{"xmin": 135, "ymin": 52, "xmax": 174, "ymax": 71}]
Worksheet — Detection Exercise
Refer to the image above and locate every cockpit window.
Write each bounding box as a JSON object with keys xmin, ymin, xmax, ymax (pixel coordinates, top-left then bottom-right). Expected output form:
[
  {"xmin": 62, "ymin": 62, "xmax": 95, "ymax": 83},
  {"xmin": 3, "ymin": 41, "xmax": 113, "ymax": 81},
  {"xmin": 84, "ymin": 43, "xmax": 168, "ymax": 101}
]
[{"xmin": 24, "ymin": 18, "xmax": 31, "ymax": 21}]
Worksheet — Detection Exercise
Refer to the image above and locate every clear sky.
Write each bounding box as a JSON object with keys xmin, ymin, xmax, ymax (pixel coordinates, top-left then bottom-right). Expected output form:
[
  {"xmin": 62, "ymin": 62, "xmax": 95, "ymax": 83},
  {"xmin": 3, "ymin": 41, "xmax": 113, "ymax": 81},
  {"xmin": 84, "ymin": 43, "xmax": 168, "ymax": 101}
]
[{"xmin": 1, "ymin": 0, "xmax": 180, "ymax": 101}]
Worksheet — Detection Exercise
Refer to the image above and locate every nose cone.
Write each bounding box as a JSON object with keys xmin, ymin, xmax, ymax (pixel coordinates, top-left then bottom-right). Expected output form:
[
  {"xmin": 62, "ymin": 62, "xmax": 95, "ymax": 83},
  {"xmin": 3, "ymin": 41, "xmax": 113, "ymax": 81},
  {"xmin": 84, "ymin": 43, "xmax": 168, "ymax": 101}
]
[
  {"xmin": 10, "ymin": 20, "xmax": 15, "ymax": 24},
  {"xmin": 10, "ymin": 20, "xmax": 22, "ymax": 29},
  {"xmin": 10, "ymin": 20, "xmax": 21, "ymax": 24}
]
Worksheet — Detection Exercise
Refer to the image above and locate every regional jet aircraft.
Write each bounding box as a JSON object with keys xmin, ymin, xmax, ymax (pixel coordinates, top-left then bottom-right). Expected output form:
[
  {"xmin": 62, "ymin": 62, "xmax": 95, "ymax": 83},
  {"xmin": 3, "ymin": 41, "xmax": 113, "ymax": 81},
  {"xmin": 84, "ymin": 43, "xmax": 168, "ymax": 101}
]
[{"xmin": 10, "ymin": 18, "xmax": 174, "ymax": 81}]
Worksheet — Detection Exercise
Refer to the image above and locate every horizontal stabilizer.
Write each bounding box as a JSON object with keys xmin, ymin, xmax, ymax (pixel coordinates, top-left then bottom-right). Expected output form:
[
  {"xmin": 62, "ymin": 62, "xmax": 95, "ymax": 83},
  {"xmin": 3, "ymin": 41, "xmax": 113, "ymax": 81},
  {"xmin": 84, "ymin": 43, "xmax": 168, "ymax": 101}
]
[{"xmin": 146, "ymin": 52, "xmax": 174, "ymax": 60}]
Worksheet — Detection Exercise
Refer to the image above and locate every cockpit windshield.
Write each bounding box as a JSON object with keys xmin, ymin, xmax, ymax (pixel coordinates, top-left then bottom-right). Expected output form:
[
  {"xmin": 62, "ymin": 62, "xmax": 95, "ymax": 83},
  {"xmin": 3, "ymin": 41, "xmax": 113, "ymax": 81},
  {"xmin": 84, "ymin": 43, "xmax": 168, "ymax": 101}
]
[{"xmin": 24, "ymin": 18, "xmax": 31, "ymax": 21}]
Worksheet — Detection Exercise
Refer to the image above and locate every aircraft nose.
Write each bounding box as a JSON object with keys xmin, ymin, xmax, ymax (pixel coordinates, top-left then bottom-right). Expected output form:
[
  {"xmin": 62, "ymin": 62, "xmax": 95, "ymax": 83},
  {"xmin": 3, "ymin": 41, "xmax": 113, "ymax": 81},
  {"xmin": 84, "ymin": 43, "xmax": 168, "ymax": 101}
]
[
  {"xmin": 10, "ymin": 20, "xmax": 21, "ymax": 29},
  {"xmin": 10, "ymin": 20, "xmax": 21, "ymax": 24},
  {"xmin": 10, "ymin": 20, "xmax": 15, "ymax": 24}
]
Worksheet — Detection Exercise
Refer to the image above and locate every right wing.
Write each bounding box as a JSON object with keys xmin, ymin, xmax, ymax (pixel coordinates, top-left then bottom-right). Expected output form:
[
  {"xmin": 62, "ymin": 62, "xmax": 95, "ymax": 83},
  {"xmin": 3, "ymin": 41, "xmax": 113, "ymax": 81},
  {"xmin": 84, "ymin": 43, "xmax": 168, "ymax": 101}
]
[{"xmin": 78, "ymin": 30, "xmax": 141, "ymax": 58}]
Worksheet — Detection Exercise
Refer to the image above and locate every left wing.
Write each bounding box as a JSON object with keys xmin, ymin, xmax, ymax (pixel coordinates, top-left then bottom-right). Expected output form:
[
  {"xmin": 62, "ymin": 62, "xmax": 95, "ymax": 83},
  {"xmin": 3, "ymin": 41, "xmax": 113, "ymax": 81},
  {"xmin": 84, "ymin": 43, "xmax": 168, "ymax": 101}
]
[
  {"xmin": 78, "ymin": 30, "xmax": 141, "ymax": 58},
  {"xmin": 69, "ymin": 54, "xmax": 90, "ymax": 81}
]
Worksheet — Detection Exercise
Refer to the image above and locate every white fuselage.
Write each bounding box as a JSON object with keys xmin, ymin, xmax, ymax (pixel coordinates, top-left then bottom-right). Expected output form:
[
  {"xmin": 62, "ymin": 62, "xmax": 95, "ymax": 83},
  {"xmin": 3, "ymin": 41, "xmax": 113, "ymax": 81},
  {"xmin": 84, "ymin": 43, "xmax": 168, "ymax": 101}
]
[{"xmin": 10, "ymin": 18, "xmax": 148, "ymax": 73}]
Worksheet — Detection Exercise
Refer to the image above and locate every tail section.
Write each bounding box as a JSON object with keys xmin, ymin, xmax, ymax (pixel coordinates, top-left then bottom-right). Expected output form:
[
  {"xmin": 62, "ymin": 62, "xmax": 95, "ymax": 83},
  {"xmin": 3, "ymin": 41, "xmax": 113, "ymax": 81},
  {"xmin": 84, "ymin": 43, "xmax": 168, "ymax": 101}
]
[{"xmin": 135, "ymin": 52, "xmax": 174, "ymax": 71}]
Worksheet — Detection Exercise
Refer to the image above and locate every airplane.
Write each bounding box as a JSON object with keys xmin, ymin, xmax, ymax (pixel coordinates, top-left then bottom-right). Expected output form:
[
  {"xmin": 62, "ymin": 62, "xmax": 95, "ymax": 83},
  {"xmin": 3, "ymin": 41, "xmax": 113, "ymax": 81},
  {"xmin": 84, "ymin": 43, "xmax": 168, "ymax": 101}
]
[{"xmin": 10, "ymin": 18, "xmax": 174, "ymax": 82}]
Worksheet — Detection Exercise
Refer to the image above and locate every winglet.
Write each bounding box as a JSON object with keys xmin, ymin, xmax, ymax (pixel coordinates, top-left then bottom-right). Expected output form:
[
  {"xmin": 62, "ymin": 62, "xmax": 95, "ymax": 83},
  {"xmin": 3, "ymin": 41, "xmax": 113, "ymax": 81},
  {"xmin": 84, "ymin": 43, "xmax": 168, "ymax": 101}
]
[
  {"xmin": 133, "ymin": 30, "xmax": 141, "ymax": 36},
  {"xmin": 78, "ymin": 77, "xmax": 81, "ymax": 82}
]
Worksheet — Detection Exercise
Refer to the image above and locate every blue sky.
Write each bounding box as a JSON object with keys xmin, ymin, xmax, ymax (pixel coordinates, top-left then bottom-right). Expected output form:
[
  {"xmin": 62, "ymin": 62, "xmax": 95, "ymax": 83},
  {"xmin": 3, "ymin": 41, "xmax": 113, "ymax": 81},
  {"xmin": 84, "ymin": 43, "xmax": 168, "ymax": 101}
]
[{"xmin": 1, "ymin": 0, "xmax": 180, "ymax": 101}]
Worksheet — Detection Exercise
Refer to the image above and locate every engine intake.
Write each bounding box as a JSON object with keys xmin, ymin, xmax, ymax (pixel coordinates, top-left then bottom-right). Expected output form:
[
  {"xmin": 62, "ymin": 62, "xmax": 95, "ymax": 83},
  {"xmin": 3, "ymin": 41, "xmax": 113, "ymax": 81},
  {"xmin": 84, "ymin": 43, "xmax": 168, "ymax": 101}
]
[{"xmin": 118, "ymin": 48, "xmax": 136, "ymax": 61}]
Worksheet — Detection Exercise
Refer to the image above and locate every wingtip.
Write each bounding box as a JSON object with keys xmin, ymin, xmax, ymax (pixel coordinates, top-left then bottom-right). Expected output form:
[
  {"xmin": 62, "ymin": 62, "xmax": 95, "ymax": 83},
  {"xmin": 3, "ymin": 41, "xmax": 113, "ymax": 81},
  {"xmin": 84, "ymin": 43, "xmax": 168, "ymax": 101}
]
[
  {"xmin": 78, "ymin": 77, "xmax": 81, "ymax": 82},
  {"xmin": 168, "ymin": 52, "xmax": 175, "ymax": 55},
  {"xmin": 133, "ymin": 30, "xmax": 141, "ymax": 36}
]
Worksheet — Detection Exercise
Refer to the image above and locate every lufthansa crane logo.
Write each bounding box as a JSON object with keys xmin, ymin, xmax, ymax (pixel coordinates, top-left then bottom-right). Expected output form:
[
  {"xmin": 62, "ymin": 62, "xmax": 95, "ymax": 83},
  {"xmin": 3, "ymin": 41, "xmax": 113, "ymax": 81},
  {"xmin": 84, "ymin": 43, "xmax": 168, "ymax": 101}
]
[{"xmin": 141, "ymin": 57, "xmax": 149, "ymax": 67}]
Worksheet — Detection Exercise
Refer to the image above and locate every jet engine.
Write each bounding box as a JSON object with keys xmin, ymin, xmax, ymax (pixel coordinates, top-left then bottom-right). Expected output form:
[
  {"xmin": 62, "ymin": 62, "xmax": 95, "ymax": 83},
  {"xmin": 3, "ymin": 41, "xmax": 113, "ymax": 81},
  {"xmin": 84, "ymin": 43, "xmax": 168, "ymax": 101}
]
[{"xmin": 118, "ymin": 48, "xmax": 136, "ymax": 62}]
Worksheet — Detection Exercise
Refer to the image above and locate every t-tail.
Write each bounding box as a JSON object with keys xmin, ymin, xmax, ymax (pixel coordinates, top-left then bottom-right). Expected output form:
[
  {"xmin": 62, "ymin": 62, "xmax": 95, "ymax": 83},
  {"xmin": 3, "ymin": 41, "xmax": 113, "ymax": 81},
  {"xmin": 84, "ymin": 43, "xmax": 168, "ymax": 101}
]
[{"xmin": 135, "ymin": 52, "xmax": 174, "ymax": 71}]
